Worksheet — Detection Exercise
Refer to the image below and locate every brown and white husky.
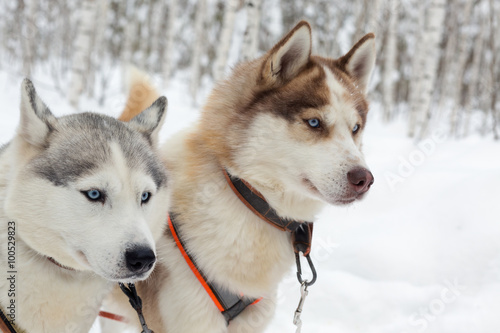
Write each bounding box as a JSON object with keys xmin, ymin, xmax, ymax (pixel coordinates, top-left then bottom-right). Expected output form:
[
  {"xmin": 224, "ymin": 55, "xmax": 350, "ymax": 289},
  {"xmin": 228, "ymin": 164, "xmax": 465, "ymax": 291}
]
[{"xmin": 104, "ymin": 20, "xmax": 376, "ymax": 333}]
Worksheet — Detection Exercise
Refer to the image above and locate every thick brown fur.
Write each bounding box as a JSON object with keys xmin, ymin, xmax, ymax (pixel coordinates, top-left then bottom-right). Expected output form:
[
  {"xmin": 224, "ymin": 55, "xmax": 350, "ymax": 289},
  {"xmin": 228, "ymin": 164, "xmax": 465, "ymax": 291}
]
[{"xmin": 105, "ymin": 21, "xmax": 376, "ymax": 332}]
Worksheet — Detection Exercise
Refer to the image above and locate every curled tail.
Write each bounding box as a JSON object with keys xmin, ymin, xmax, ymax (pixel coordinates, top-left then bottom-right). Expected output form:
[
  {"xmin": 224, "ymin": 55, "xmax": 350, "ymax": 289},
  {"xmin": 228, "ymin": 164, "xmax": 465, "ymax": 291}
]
[{"xmin": 119, "ymin": 66, "xmax": 160, "ymax": 121}]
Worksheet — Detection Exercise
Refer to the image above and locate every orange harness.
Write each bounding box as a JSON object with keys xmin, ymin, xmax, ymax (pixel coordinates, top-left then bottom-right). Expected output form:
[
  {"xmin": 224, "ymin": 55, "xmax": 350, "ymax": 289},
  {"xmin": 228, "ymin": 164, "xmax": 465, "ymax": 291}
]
[
  {"xmin": 165, "ymin": 169, "xmax": 315, "ymax": 325},
  {"xmin": 168, "ymin": 214, "xmax": 262, "ymax": 323}
]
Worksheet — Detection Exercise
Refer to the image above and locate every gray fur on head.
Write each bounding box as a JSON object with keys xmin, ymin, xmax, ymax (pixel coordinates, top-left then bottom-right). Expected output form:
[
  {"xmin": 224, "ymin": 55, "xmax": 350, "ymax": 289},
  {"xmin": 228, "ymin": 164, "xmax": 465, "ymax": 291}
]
[
  {"xmin": 128, "ymin": 96, "xmax": 168, "ymax": 146},
  {"xmin": 19, "ymin": 79, "xmax": 57, "ymax": 147}
]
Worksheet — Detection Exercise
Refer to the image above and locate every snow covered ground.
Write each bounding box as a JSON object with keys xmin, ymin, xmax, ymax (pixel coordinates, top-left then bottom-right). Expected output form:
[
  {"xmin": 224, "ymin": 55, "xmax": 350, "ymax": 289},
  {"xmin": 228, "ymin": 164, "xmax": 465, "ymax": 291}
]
[{"xmin": 1, "ymin": 70, "xmax": 499, "ymax": 333}]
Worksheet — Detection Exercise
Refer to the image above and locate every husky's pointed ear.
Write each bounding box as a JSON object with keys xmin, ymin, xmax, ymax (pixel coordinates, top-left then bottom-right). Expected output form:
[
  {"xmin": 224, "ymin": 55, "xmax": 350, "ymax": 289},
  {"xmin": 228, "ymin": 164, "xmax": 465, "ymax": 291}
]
[
  {"xmin": 260, "ymin": 21, "xmax": 312, "ymax": 87},
  {"xmin": 19, "ymin": 79, "xmax": 57, "ymax": 147},
  {"xmin": 128, "ymin": 96, "xmax": 167, "ymax": 146},
  {"xmin": 337, "ymin": 33, "xmax": 376, "ymax": 93}
]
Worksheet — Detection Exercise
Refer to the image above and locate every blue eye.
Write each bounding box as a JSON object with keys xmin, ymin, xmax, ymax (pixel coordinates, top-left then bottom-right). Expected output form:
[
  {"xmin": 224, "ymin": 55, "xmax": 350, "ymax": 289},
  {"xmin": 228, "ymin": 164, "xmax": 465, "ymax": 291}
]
[
  {"xmin": 307, "ymin": 118, "xmax": 320, "ymax": 128},
  {"xmin": 352, "ymin": 124, "xmax": 360, "ymax": 134},
  {"xmin": 141, "ymin": 191, "xmax": 151, "ymax": 204},
  {"xmin": 83, "ymin": 189, "xmax": 104, "ymax": 203}
]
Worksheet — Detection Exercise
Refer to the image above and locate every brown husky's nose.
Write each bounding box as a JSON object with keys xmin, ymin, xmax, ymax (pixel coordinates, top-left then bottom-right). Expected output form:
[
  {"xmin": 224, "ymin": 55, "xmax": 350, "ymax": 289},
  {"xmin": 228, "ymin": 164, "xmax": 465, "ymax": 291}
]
[{"xmin": 347, "ymin": 168, "xmax": 374, "ymax": 194}]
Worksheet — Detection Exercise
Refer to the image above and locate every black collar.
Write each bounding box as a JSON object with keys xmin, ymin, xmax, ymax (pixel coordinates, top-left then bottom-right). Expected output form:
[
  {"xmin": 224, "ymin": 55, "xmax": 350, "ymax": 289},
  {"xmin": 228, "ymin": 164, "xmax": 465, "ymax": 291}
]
[
  {"xmin": 223, "ymin": 169, "xmax": 311, "ymax": 232},
  {"xmin": 223, "ymin": 169, "xmax": 314, "ymax": 256}
]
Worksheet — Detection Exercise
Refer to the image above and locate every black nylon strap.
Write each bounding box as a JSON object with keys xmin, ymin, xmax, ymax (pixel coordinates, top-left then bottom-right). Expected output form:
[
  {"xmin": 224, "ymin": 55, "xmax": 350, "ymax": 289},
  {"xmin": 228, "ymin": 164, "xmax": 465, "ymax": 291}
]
[
  {"xmin": 118, "ymin": 283, "xmax": 154, "ymax": 333},
  {"xmin": 0, "ymin": 308, "xmax": 17, "ymax": 333},
  {"xmin": 221, "ymin": 297, "xmax": 257, "ymax": 324},
  {"xmin": 292, "ymin": 222, "xmax": 313, "ymax": 255},
  {"xmin": 225, "ymin": 171, "xmax": 310, "ymax": 232}
]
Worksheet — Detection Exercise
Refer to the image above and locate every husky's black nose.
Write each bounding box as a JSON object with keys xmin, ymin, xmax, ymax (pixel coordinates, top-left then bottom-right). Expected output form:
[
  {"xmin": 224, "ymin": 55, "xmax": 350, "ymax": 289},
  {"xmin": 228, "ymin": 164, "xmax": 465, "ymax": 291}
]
[
  {"xmin": 125, "ymin": 247, "xmax": 156, "ymax": 274},
  {"xmin": 347, "ymin": 167, "xmax": 374, "ymax": 194}
]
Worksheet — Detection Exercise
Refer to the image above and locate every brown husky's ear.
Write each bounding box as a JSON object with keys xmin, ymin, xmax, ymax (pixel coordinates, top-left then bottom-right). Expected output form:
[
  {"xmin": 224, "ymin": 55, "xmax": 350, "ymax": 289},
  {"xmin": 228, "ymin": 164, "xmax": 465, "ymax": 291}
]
[
  {"xmin": 337, "ymin": 33, "xmax": 376, "ymax": 93},
  {"xmin": 260, "ymin": 21, "xmax": 312, "ymax": 87}
]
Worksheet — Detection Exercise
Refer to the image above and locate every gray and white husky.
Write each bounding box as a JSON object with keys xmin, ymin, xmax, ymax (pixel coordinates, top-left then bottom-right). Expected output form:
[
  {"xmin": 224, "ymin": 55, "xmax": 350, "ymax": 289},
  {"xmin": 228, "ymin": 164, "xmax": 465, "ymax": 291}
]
[{"xmin": 0, "ymin": 79, "xmax": 169, "ymax": 332}]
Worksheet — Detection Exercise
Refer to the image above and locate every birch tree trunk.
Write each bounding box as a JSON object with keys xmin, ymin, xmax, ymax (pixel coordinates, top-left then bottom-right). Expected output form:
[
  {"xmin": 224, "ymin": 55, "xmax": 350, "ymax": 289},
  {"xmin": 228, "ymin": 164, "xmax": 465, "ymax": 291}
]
[
  {"xmin": 213, "ymin": 0, "xmax": 238, "ymax": 81},
  {"xmin": 190, "ymin": 0, "xmax": 207, "ymax": 101},
  {"xmin": 408, "ymin": 0, "xmax": 446, "ymax": 138},
  {"xmin": 417, "ymin": 0, "xmax": 447, "ymax": 139},
  {"xmin": 163, "ymin": 0, "xmax": 178, "ymax": 88},
  {"xmin": 69, "ymin": 0, "xmax": 97, "ymax": 108},
  {"xmin": 382, "ymin": 0, "xmax": 398, "ymax": 122},
  {"xmin": 462, "ymin": 14, "xmax": 486, "ymax": 137},
  {"xmin": 407, "ymin": 3, "xmax": 427, "ymax": 137},
  {"xmin": 240, "ymin": 0, "xmax": 262, "ymax": 62},
  {"xmin": 435, "ymin": 8, "xmax": 458, "ymax": 115},
  {"xmin": 488, "ymin": 0, "xmax": 499, "ymax": 140},
  {"xmin": 448, "ymin": 0, "xmax": 475, "ymax": 136}
]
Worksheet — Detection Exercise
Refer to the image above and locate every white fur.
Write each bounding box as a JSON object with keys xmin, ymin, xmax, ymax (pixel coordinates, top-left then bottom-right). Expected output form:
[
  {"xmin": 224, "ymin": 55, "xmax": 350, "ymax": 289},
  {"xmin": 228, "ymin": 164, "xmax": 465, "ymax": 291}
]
[
  {"xmin": 0, "ymin": 81, "xmax": 168, "ymax": 332},
  {"xmin": 344, "ymin": 37, "xmax": 376, "ymax": 93}
]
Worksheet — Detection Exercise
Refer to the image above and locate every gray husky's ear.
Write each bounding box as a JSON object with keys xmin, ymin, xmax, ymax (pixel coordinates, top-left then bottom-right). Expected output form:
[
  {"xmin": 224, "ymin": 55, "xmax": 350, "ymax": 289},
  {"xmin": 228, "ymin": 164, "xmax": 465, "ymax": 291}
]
[
  {"xmin": 19, "ymin": 79, "xmax": 57, "ymax": 147},
  {"xmin": 260, "ymin": 21, "xmax": 312, "ymax": 87},
  {"xmin": 337, "ymin": 33, "xmax": 376, "ymax": 93},
  {"xmin": 128, "ymin": 96, "xmax": 167, "ymax": 146}
]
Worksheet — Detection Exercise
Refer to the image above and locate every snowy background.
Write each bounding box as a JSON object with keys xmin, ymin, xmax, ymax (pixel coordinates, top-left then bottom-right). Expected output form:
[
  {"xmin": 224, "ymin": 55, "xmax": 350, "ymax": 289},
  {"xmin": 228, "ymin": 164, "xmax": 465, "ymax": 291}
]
[
  {"xmin": 1, "ymin": 0, "xmax": 500, "ymax": 332},
  {"xmin": 1, "ymin": 68, "xmax": 499, "ymax": 332}
]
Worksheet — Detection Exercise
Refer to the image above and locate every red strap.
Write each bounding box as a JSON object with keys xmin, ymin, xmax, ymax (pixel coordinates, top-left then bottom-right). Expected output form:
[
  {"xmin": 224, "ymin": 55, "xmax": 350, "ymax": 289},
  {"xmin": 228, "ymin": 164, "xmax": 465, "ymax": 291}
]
[{"xmin": 98, "ymin": 311, "xmax": 128, "ymax": 323}]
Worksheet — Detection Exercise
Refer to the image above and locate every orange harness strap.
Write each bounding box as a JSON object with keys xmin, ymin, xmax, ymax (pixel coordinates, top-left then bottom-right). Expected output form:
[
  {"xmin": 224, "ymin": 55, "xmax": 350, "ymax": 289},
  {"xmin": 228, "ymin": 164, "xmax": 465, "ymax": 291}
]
[{"xmin": 167, "ymin": 214, "xmax": 261, "ymax": 323}]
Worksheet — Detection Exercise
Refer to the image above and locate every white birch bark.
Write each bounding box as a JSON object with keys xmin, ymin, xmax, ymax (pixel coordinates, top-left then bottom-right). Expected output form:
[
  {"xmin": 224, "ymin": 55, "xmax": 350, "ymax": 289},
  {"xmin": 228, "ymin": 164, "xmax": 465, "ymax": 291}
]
[
  {"xmin": 448, "ymin": 0, "xmax": 475, "ymax": 136},
  {"xmin": 407, "ymin": 3, "xmax": 427, "ymax": 137},
  {"xmin": 162, "ymin": 0, "xmax": 178, "ymax": 88},
  {"xmin": 382, "ymin": 0, "xmax": 398, "ymax": 122},
  {"xmin": 240, "ymin": 0, "xmax": 262, "ymax": 62},
  {"xmin": 416, "ymin": 0, "xmax": 447, "ymax": 139},
  {"xmin": 190, "ymin": 0, "xmax": 207, "ymax": 101},
  {"xmin": 488, "ymin": 0, "xmax": 499, "ymax": 139},
  {"xmin": 435, "ymin": 11, "xmax": 457, "ymax": 115},
  {"xmin": 213, "ymin": 0, "xmax": 238, "ymax": 81},
  {"xmin": 408, "ymin": 0, "xmax": 446, "ymax": 138},
  {"xmin": 68, "ymin": 0, "xmax": 97, "ymax": 108},
  {"xmin": 462, "ymin": 15, "xmax": 486, "ymax": 137}
]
